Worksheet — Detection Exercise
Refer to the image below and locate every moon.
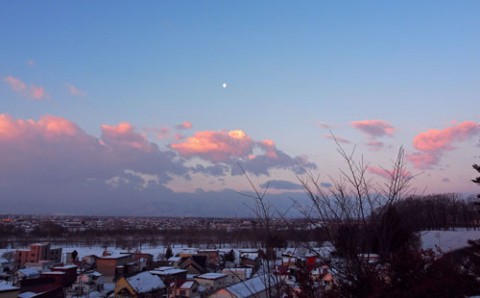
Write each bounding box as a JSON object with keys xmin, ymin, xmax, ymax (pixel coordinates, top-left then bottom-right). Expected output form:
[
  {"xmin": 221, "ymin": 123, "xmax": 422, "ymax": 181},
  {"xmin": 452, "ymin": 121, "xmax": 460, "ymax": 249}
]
[{"xmin": 222, "ymin": 83, "xmax": 228, "ymax": 89}]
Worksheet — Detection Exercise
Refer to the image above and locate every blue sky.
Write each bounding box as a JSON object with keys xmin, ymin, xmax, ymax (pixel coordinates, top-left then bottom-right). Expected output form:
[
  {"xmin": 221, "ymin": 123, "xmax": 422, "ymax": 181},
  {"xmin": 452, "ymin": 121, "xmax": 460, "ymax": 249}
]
[{"xmin": 1, "ymin": 1, "xmax": 479, "ymax": 215}]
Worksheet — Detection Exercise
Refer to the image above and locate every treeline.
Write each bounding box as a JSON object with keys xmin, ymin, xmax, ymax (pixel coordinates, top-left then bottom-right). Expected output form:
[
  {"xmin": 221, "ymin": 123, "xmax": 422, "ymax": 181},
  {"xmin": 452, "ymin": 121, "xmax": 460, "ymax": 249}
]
[
  {"xmin": 1, "ymin": 193, "xmax": 477, "ymax": 249},
  {"xmin": 0, "ymin": 222, "xmax": 328, "ymax": 249},
  {"xmin": 394, "ymin": 193, "xmax": 479, "ymax": 231}
]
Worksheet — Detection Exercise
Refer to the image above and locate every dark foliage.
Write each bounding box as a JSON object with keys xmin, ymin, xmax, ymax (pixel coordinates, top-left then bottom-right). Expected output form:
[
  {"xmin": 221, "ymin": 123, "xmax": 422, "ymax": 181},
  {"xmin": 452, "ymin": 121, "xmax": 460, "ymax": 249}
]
[{"xmin": 473, "ymin": 164, "xmax": 480, "ymax": 212}]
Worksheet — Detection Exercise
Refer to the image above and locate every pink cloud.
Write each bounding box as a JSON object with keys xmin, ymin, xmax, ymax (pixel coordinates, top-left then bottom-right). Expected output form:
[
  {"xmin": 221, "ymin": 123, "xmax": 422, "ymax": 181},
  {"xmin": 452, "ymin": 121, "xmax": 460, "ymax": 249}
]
[
  {"xmin": 368, "ymin": 165, "xmax": 411, "ymax": 179},
  {"xmin": 30, "ymin": 85, "xmax": 48, "ymax": 100},
  {"xmin": 4, "ymin": 76, "xmax": 27, "ymax": 92},
  {"xmin": 408, "ymin": 121, "xmax": 479, "ymax": 169},
  {"xmin": 101, "ymin": 122, "xmax": 155, "ymax": 152},
  {"xmin": 157, "ymin": 127, "xmax": 170, "ymax": 140},
  {"xmin": 176, "ymin": 121, "xmax": 193, "ymax": 130},
  {"xmin": 4, "ymin": 75, "xmax": 48, "ymax": 100},
  {"xmin": 413, "ymin": 121, "xmax": 478, "ymax": 151},
  {"xmin": 0, "ymin": 114, "xmax": 188, "ymax": 209},
  {"xmin": 366, "ymin": 140, "xmax": 385, "ymax": 151},
  {"xmin": 170, "ymin": 129, "xmax": 254, "ymax": 162},
  {"xmin": 259, "ymin": 139, "xmax": 278, "ymax": 158},
  {"xmin": 171, "ymin": 129, "xmax": 317, "ymax": 175},
  {"xmin": 351, "ymin": 120, "xmax": 395, "ymax": 138},
  {"xmin": 324, "ymin": 135, "xmax": 351, "ymax": 144},
  {"xmin": 407, "ymin": 152, "xmax": 441, "ymax": 170},
  {"xmin": 66, "ymin": 83, "xmax": 86, "ymax": 97},
  {"xmin": 317, "ymin": 122, "xmax": 332, "ymax": 129},
  {"xmin": 0, "ymin": 114, "xmax": 82, "ymax": 140}
]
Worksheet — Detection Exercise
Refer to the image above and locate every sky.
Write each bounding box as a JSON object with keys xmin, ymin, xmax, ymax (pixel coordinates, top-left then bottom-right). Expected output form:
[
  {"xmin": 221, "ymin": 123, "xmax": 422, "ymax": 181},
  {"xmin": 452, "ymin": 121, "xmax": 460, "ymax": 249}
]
[{"xmin": 1, "ymin": 1, "xmax": 479, "ymax": 216}]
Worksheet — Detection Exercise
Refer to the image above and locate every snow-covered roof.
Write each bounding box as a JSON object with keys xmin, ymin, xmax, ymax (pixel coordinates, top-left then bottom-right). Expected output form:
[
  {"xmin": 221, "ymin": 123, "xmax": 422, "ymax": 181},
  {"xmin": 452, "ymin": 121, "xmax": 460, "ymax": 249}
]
[
  {"xmin": 180, "ymin": 281, "xmax": 195, "ymax": 289},
  {"xmin": 0, "ymin": 282, "xmax": 19, "ymax": 292},
  {"xmin": 18, "ymin": 292, "xmax": 37, "ymax": 298},
  {"xmin": 126, "ymin": 272, "xmax": 165, "ymax": 294},
  {"xmin": 17, "ymin": 268, "xmax": 40, "ymax": 277},
  {"xmin": 224, "ymin": 274, "xmax": 280, "ymax": 297},
  {"xmin": 52, "ymin": 264, "xmax": 77, "ymax": 270},
  {"xmin": 195, "ymin": 273, "xmax": 227, "ymax": 280},
  {"xmin": 221, "ymin": 268, "xmax": 253, "ymax": 279},
  {"xmin": 240, "ymin": 253, "xmax": 258, "ymax": 260},
  {"xmin": 150, "ymin": 268, "xmax": 186, "ymax": 276},
  {"xmin": 97, "ymin": 253, "xmax": 131, "ymax": 260},
  {"xmin": 0, "ymin": 258, "xmax": 9, "ymax": 264},
  {"xmin": 42, "ymin": 271, "xmax": 66, "ymax": 275}
]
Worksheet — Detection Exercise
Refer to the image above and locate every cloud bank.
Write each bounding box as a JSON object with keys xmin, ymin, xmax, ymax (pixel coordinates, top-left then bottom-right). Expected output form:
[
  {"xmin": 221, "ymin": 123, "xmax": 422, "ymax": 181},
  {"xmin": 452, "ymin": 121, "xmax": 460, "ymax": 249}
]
[{"xmin": 0, "ymin": 114, "xmax": 317, "ymax": 215}]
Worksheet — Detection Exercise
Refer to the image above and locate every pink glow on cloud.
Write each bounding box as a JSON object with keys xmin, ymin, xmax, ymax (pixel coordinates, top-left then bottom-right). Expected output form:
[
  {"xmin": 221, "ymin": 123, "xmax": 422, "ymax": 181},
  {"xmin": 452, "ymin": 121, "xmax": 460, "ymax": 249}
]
[
  {"xmin": 66, "ymin": 83, "xmax": 86, "ymax": 97},
  {"xmin": 413, "ymin": 121, "xmax": 478, "ymax": 151},
  {"xmin": 317, "ymin": 122, "xmax": 332, "ymax": 129},
  {"xmin": 30, "ymin": 85, "xmax": 48, "ymax": 100},
  {"xmin": 368, "ymin": 165, "xmax": 411, "ymax": 179},
  {"xmin": 39, "ymin": 115, "xmax": 80, "ymax": 137},
  {"xmin": 407, "ymin": 152, "xmax": 441, "ymax": 170},
  {"xmin": 366, "ymin": 140, "xmax": 385, "ymax": 151},
  {"xmin": 176, "ymin": 121, "xmax": 193, "ymax": 130},
  {"xmin": 101, "ymin": 122, "xmax": 154, "ymax": 152},
  {"xmin": 0, "ymin": 114, "xmax": 83, "ymax": 140},
  {"xmin": 408, "ymin": 121, "xmax": 479, "ymax": 169},
  {"xmin": 324, "ymin": 134, "xmax": 351, "ymax": 144},
  {"xmin": 4, "ymin": 76, "xmax": 48, "ymax": 100},
  {"xmin": 259, "ymin": 139, "xmax": 278, "ymax": 158},
  {"xmin": 4, "ymin": 76, "xmax": 27, "ymax": 92},
  {"xmin": 351, "ymin": 120, "xmax": 395, "ymax": 137},
  {"xmin": 156, "ymin": 127, "xmax": 170, "ymax": 140},
  {"xmin": 171, "ymin": 129, "xmax": 254, "ymax": 162}
]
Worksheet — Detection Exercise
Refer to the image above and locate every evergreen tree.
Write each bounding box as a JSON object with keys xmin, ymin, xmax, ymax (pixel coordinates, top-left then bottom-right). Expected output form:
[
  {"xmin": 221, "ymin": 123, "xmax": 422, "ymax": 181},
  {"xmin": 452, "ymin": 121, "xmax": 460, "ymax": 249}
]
[
  {"xmin": 473, "ymin": 164, "xmax": 480, "ymax": 212},
  {"xmin": 165, "ymin": 246, "xmax": 173, "ymax": 260}
]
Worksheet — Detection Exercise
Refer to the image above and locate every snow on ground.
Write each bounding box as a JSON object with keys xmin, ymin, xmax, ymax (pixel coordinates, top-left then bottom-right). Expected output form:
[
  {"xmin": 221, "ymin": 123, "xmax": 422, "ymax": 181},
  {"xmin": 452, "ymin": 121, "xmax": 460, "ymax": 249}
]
[{"xmin": 420, "ymin": 229, "xmax": 480, "ymax": 252}]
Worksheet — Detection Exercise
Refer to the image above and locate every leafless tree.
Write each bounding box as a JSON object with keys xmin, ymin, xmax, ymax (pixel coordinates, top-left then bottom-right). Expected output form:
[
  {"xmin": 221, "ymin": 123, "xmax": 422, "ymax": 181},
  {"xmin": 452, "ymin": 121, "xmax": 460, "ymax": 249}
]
[{"xmin": 295, "ymin": 137, "xmax": 417, "ymax": 297}]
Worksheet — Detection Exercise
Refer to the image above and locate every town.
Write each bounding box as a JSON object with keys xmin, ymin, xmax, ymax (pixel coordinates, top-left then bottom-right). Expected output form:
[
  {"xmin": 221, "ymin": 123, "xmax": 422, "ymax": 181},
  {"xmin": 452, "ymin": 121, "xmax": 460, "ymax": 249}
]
[
  {"xmin": 1, "ymin": 205, "xmax": 480, "ymax": 298},
  {"xmin": 0, "ymin": 215, "xmax": 331, "ymax": 298}
]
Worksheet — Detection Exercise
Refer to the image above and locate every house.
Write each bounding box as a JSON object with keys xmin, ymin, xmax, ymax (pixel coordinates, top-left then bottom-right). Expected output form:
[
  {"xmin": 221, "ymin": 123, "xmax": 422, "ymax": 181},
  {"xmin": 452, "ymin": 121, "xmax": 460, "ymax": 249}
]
[
  {"xmin": 95, "ymin": 254, "xmax": 133, "ymax": 282},
  {"xmin": 150, "ymin": 267, "xmax": 187, "ymax": 297},
  {"xmin": 176, "ymin": 280, "xmax": 200, "ymax": 298},
  {"xmin": 16, "ymin": 243, "xmax": 62, "ymax": 268},
  {"xmin": 114, "ymin": 271, "xmax": 166, "ymax": 298},
  {"xmin": 221, "ymin": 268, "xmax": 253, "ymax": 285},
  {"xmin": 197, "ymin": 250, "xmax": 221, "ymax": 269},
  {"xmin": 210, "ymin": 274, "xmax": 280, "ymax": 298},
  {"xmin": 51, "ymin": 265, "xmax": 78, "ymax": 286},
  {"xmin": 194, "ymin": 273, "xmax": 228, "ymax": 295},
  {"xmin": 65, "ymin": 271, "xmax": 105, "ymax": 298},
  {"xmin": 16, "ymin": 268, "xmax": 40, "ymax": 282},
  {"xmin": 168, "ymin": 256, "xmax": 183, "ymax": 267},
  {"xmin": 17, "ymin": 274, "xmax": 65, "ymax": 298},
  {"xmin": 0, "ymin": 282, "xmax": 20, "ymax": 298},
  {"xmin": 239, "ymin": 251, "xmax": 260, "ymax": 268},
  {"xmin": 178, "ymin": 257, "xmax": 206, "ymax": 275},
  {"xmin": 122, "ymin": 252, "xmax": 154, "ymax": 271}
]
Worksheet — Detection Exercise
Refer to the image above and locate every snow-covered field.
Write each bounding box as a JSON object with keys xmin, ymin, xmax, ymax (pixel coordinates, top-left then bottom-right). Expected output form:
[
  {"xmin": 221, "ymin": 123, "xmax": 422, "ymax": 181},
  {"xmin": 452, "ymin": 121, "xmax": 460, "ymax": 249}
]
[
  {"xmin": 420, "ymin": 229, "xmax": 480, "ymax": 252},
  {"xmin": 1, "ymin": 230, "xmax": 479, "ymax": 260}
]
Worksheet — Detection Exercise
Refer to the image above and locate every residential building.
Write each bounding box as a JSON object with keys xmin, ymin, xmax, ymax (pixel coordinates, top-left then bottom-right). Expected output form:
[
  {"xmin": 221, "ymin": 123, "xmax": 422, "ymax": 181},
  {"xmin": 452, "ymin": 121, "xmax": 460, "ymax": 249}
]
[
  {"xmin": 95, "ymin": 254, "xmax": 133, "ymax": 282},
  {"xmin": 16, "ymin": 243, "xmax": 62, "ymax": 268},
  {"xmin": 0, "ymin": 283, "xmax": 20, "ymax": 298},
  {"xmin": 194, "ymin": 273, "xmax": 228, "ymax": 295},
  {"xmin": 210, "ymin": 274, "xmax": 280, "ymax": 298},
  {"xmin": 114, "ymin": 271, "xmax": 166, "ymax": 298}
]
